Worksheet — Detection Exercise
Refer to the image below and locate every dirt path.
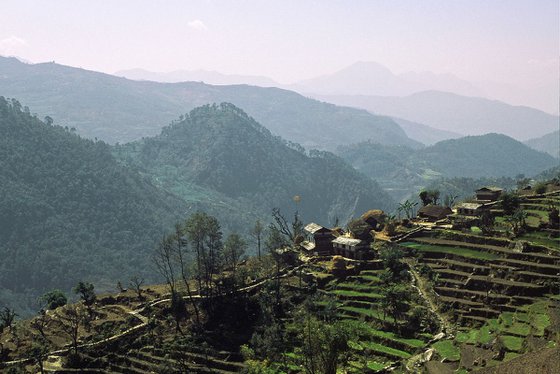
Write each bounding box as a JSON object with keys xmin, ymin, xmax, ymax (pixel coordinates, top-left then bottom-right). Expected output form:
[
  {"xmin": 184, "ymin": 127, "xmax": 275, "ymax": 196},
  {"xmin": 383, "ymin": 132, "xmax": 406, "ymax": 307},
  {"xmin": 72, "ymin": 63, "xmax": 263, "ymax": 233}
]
[
  {"xmin": 404, "ymin": 258, "xmax": 454, "ymax": 372},
  {"xmin": 3, "ymin": 266, "xmax": 303, "ymax": 370}
]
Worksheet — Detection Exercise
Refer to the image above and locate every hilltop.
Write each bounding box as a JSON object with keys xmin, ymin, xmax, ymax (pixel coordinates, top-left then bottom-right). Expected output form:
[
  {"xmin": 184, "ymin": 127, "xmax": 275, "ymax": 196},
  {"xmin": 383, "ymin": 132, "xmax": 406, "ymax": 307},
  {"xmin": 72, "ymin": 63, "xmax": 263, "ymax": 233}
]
[{"xmin": 116, "ymin": 103, "xmax": 396, "ymax": 223}]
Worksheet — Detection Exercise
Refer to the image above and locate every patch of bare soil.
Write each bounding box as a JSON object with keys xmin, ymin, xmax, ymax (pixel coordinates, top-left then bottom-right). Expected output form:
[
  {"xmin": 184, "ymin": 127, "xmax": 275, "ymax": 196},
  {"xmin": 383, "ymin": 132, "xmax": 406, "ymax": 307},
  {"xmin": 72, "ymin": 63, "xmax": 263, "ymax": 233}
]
[
  {"xmin": 459, "ymin": 344, "xmax": 496, "ymax": 371},
  {"xmin": 424, "ymin": 360, "xmax": 459, "ymax": 374},
  {"xmin": 474, "ymin": 347, "xmax": 560, "ymax": 374}
]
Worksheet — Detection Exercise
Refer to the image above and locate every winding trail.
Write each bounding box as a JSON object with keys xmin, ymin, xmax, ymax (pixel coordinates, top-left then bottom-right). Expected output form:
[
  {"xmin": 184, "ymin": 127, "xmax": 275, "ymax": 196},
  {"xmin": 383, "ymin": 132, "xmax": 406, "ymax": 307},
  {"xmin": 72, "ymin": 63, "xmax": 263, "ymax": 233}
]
[
  {"xmin": 2, "ymin": 265, "xmax": 303, "ymax": 370},
  {"xmin": 403, "ymin": 258, "xmax": 455, "ymax": 372}
]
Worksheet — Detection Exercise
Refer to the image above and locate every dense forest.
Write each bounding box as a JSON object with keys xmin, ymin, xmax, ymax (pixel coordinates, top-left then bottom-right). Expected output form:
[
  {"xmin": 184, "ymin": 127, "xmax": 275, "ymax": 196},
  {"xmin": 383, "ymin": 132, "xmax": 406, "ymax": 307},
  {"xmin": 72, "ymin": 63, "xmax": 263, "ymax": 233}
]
[
  {"xmin": 0, "ymin": 97, "xmax": 184, "ymax": 314},
  {"xmin": 0, "ymin": 99, "xmax": 396, "ymax": 315},
  {"xmin": 115, "ymin": 103, "xmax": 395, "ymax": 227}
]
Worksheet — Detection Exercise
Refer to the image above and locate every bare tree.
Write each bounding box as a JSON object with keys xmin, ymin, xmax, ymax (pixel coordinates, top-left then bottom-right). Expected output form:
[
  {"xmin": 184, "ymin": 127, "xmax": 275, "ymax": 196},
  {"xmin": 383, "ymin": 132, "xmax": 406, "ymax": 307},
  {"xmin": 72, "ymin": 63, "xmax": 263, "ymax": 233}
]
[
  {"xmin": 129, "ymin": 276, "xmax": 145, "ymax": 299},
  {"xmin": 59, "ymin": 305, "xmax": 87, "ymax": 354},
  {"xmin": 250, "ymin": 220, "xmax": 264, "ymax": 258},
  {"xmin": 30, "ymin": 311, "xmax": 50, "ymax": 341}
]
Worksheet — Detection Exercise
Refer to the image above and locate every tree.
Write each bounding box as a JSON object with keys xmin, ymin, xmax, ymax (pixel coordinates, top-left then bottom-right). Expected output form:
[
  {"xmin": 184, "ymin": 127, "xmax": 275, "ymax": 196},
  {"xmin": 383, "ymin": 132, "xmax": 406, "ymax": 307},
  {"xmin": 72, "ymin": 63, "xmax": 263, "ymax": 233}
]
[
  {"xmin": 299, "ymin": 316, "xmax": 354, "ymax": 374},
  {"xmin": 443, "ymin": 194, "xmax": 458, "ymax": 208},
  {"xmin": 43, "ymin": 116, "xmax": 53, "ymax": 126},
  {"xmin": 28, "ymin": 339, "xmax": 49, "ymax": 374},
  {"xmin": 223, "ymin": 233, "xmax": 247, "ymax": 276},
  {"xmin": 380, "ymin": 246, "xmax": 406, "ymax": 281},
  {"xmin": 271, "ymin": 208, "xmax": 304, "ymax": 244},
  {"xmin": 500, "ymin": 192, "xmax": 521, "ymax": 215},
  {"xmin": 549, "ymin": 206, "xmax": 559, "ymax": 229},
  {"xmin": 250, "ymin": 220, "xmax": 264, "ymax": 258},
  {"xmin": 0, "ymin": 307, "xmax": 17, "ymax": 331},
  {"xmin": 129, "ymin": 276, "xmax": 145, "ymax": 299},
  {"xmin": 398, "ymin": 200, "xmax": 418, "ymax": 219},
  {"xmin": 30, "ymin": 311, "xmax": 50, "ymax": 341},
  {"xmin": 479, "ymin": 210, "xmax": 495, "ymax": 236},
  {"xmin": 381, "ymin": 284, "xmax": 411, "ymax": 328},
  {"xmin": 40, "ymin": 290, "xmax": 67, "ymax": 310},
  {"xmin": 419, "ymin": 189, "xmax": 440, "ymax": 206},
  {"xmin": 73, "ymin": 282, "xmax": 96, "ymax": 305},
  {"xmin": 59, "ymin": 305, "xmax": 87, "ymax": 354},
  {"xmin": 185, "ymin": 211, "xmax": 224, "ymax": 295},
  {"xmin": 265, "ymin": 224, "xmax": 288, "ymax": 252},
  {"xmin": 506, "ymin": 208, "xmax": 528, "ymax": 236},
  {"xmin": 347, "ymin": 218, "xmax": 372, "ymax": 241}
]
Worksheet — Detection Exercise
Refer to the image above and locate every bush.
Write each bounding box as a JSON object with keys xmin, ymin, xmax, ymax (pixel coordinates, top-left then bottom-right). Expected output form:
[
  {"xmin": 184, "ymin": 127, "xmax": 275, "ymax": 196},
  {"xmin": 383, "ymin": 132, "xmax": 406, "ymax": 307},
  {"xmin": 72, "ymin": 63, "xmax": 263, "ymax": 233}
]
[{"xmin": 40, "ymin": 289, "xmax": 67, "ymax": 310}]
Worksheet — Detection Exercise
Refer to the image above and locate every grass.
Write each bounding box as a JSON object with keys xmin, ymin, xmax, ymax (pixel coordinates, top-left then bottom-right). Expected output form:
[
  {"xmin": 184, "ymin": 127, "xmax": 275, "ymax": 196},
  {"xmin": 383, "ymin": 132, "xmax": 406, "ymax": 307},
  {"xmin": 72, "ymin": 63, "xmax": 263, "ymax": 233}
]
[
  {"xmin": 331, "ymin": 289, "xmax": 383, "ymax": 299},
  {"xmin": 432, "ymin": 340, "xmax": 460, "ymax": 361},
  {"xmin": 360, "ymin": 341, "xmax": 412, "ymax": 359},
  {"xmin": 336, "ymin": 282, "xmax": 380, "ymax": 291},
  {"xmin": 356, "ymin": 321, "xmax": 426, "ymax": 348},
  {"xmin": 519, "ymin": 231, "xmax": 560, "ymax": 250},
  {"xmin": 339, "ymin": 306, "xmax": 389, "ymax": 321},
  {"xmin": 500, "ymin": 335, "xmax": 523, "ymax": 352},
  {"xmin": 400, "ymin": 242, "xmax": 499, "ymax": 261}
]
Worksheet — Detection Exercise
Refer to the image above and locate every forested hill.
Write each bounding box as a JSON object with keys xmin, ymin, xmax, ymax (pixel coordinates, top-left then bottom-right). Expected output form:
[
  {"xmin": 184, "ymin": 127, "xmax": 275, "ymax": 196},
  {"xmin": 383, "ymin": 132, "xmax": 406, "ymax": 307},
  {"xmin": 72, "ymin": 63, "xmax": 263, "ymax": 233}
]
[
  {"xmin": 0, "ymin": 98, "xmax": 184, "ymax": 315},
  {"xmin": 337, "ymin": 133, "xmax": 558, "ymax": 200},
  {"xmin": 412, "ymin": 133, "xmax": 557, "ymax": 177},
  {"xmin": 0, "ymin": 56, "xmax": 418, "ymax": 150},
  {"xmin": 116, "ymin": 103, "xmax": 395, "ymax": 225}
]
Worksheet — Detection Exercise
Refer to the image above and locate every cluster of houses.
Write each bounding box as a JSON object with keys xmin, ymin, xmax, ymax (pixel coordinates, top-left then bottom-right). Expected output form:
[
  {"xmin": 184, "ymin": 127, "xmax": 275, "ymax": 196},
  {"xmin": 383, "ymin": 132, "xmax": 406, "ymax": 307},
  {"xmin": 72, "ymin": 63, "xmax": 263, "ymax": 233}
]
[
  {"xmin": 300, "ymin": 187, "xmax": 504, "ymax": 260},
  {"xmin": 417, "ymin": 186, "xmax": 503, "ymax": 223},
  {"xmin": 301, "ymin": 218, "xmax": 377, "ymax": 260}
]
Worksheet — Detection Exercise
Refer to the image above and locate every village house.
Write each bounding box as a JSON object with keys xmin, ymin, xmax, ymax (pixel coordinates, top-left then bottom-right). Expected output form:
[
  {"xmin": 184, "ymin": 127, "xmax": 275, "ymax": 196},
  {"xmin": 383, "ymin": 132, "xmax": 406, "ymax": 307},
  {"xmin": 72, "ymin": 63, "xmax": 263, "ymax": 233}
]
[
  {"xmin": 302, "ymin": 222, "xmax": 334, "ymax": 256},
  {"xmin": 476, "ymin": 187, "xmax": 503, "ymax": 202},
  {"xmin": 417, "ymin": 205, "xmax": 453, "ymax": 221},
  {"xmin": 456, "ymin": 202, "xmax": 487, "ymax": 216},
  {"xmin": 332, "ymin": 236, "xmax": 371, "ymax": 260}
]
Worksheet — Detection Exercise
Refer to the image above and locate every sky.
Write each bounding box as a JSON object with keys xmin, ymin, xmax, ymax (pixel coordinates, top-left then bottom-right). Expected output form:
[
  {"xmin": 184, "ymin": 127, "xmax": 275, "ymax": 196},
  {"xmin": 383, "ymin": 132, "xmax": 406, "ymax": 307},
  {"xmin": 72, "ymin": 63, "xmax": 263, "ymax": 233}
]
[{"xmin": 1, "ymin": 0, "xmax": 558, "ymax": 111}]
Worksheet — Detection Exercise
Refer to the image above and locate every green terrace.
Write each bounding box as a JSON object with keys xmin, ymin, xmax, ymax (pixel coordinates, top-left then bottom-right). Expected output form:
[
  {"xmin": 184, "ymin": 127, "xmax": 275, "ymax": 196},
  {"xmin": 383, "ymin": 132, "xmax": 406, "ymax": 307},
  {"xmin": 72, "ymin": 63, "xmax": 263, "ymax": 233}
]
[{"xmin": 400, "ymin": 241, "xmax": 499, "ymax": 261}]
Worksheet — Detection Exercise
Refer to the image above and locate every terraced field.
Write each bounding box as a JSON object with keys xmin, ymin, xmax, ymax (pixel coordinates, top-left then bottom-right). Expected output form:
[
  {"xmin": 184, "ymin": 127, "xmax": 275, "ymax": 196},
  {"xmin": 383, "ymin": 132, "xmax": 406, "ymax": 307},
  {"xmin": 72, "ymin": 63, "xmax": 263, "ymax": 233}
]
[
  {"xmin": 400, "ymin": 206, "xmax": 560, "ymax": 373},
  {"xmin": 319, "ymin": 269, "xmax": 434, "ymax": 371}
]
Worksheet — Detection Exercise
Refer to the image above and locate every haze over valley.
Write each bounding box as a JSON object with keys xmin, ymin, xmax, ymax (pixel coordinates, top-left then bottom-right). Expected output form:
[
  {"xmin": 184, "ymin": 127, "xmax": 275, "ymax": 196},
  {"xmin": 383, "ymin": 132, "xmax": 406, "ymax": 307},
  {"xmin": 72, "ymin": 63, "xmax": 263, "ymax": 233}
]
[{"xmin": 1, "ymin": 1, "xmax": 559, "ymax": 373}]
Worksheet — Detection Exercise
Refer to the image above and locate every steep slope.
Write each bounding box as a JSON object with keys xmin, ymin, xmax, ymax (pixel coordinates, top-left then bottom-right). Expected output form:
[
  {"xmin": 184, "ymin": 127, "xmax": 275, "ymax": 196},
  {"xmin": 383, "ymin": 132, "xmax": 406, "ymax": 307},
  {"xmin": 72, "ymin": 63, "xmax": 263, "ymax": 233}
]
[
  {"xmin": 0, "ymin": 56, "xmax": 417, "ymax": 150},
  {"xmin": 117, "ymin": 103, "xmax": 395, "ymax": 225},
  {"xmin": 0, "ymin": 98, "xmax": 184, "ymax": 315},
  {"xmin": 314, "ymin": 90, "xmax": 559, "ymax": 141},
  {"xmin": 525, "ymin": 130, "xmax": 560, "ymax": 158}
]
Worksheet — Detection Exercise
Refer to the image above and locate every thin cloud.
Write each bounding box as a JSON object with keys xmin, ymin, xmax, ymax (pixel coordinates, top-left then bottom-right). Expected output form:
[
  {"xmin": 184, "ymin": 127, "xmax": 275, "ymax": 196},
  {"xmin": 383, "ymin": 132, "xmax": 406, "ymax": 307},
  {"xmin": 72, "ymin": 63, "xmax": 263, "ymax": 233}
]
[
  {"xmin": 0, "ymin": 36, "xmax": 27, "ymax": 55},
  {"xmin": 187, "ymin": 19, "xmax": 208, "ymax": 31}
]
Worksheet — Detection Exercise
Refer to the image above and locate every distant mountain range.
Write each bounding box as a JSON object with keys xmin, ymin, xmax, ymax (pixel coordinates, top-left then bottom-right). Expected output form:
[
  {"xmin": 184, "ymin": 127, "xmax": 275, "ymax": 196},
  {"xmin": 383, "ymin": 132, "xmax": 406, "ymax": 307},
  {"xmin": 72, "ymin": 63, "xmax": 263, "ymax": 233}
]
[
  {"xmin": 291, "ymin": 61, "xmax": 558, "ymax": 115},
  {"xmin": 0, "ymin": 56, "xmax": 417, "ymax": 150},
  {"xmin": 315, "ymin": 91, "xmax": 559, "ymax": 141},
  {"xmin": 116, "ymin": 67, "xmax": 279, "ymax": 87},
  {"xmin": 291, "ymin": 61, "xmax": 482, "ymax": 98},
  {"xmin": 525, "ymin": 130, "xmax": 560, "ymax": 159}
]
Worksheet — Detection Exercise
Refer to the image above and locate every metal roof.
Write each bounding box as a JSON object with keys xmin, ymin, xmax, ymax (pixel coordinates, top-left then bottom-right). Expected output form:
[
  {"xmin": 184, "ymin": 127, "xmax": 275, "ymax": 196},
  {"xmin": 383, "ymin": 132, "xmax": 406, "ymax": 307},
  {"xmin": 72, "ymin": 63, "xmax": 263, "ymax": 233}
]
[
  {"xmin": 332, "ymin": 237, "xmax": 362, "ymax": 246},
  {"xmin": 456, "ymin": 202, "xmax": 484, "ymax": 210},
  {"xmin": 304, "ymin": 222, "xmax": 329, "ymax": 234},
  {"xmin": 476, "ymin": 186, "xmax": 503, "ymax": 192}
]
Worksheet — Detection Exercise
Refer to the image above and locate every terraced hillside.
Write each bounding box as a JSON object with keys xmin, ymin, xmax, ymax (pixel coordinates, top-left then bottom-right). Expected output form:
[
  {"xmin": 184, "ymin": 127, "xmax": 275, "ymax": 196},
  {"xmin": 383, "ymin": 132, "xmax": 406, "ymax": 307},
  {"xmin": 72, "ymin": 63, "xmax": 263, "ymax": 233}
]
[{"xmin": 399, "ymin": 192, "xmax": 560, "ymax": 372}]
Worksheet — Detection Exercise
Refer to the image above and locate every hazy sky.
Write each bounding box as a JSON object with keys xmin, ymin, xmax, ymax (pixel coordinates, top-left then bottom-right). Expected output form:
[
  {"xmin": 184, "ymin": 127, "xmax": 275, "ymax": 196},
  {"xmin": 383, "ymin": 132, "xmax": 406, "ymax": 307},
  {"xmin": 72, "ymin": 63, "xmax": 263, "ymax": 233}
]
[{"xmin": 1, "ymin": 1, "xmax": 558, "ymax": 105}]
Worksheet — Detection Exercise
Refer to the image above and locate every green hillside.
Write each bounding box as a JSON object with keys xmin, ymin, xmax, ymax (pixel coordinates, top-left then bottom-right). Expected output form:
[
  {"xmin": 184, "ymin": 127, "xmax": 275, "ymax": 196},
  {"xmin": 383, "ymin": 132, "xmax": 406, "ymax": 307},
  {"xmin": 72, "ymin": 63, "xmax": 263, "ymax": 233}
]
[
  {"xmin": 0, "ymin": 56, "xmax": 418, "ymax": 150},
  {"xmin": 338, "ymin": 134, "xmax": 557, "ymax": 200},
  {"xmin": 0, "ymin": 97, "xmax": 184, "ymax": 315},
  {"xmin": 116, "ymin": 103, "xmax": 396, "ymax": 225}
]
